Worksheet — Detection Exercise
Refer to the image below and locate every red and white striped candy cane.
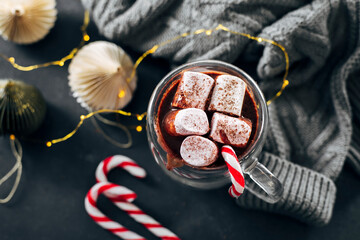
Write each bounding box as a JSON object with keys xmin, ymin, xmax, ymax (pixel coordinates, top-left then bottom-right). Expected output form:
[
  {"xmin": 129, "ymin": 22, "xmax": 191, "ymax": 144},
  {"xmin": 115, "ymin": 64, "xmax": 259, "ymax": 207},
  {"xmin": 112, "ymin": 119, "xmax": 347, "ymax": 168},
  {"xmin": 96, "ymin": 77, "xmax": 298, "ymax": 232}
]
[
  {"xmin": 85, "ymin": 182, "xmax": 144, "ymax": 240},
  {"xmin": 85, "ymin": 155, "xmax": 180, "ymax": 240},
  {"xmin": 105, "ymin": 190, "xmax": 180, "ymax": 240},
  {"xmin": 96, "ymin": 155, "xmax": 146, "ymax": 182},
  {"xmin": 221, "ymin": 145, "xmax": 245, "ymax": 198}
]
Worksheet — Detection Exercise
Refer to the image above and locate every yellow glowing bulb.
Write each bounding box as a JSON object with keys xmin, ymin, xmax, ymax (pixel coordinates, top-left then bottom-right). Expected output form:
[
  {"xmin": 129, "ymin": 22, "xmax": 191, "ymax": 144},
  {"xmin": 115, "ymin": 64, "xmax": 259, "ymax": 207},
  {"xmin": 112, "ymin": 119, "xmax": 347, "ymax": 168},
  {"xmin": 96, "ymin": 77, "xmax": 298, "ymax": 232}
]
[
  {"xmin": 83, "ymin": 34, "xmax": 90, "ymax": 41},
  {"xmin": 46, "ymin": 141, "xmax": 52, "ymax": 147},
  {"xmin": 284, "ymin": 80, "xmax": 289, "ymax": 86},
  {"xmin": 136, "ymin": 126, "xmax": 143, "ymax": 132},
  {"xmin": 194, "ymin": 29, "xmax": 205, "ymax": 34},
  {"xmin": 137, "ymin": 115, "xmax": 143, "ymax": 121},
  {"xmin": 59, "ymin": 61, "xmax": 64, "ymax": 66},
  {"xmin": 205, "ymin": 30, "xmax": 212, "ymax": 35},
  {"xmin": 118, "ymin": 90, "xmax": 126, "ymax": 98},
  {"xmin": 80, "ymin": 115, "xmax": 86, "ymax": 120},
  {"xmin": 9, "ymin": 57, "xmax": 15, "ymax": 63},
  {"xmin": 10, "ymin": 134, "xmax": 15, "ymax": 140}
]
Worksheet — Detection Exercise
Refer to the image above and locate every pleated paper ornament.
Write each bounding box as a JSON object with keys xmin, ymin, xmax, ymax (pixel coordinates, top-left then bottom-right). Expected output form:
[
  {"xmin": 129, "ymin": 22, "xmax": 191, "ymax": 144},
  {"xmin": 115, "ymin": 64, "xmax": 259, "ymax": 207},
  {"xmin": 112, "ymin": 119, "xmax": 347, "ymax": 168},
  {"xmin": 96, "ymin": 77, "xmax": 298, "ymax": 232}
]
[
  {"xmin": 0, "ymin": 0, "xmax": 57, "ymax": 44},
  {"xmin": 0, "ymin": 79, "xmax": 47, "ymax": 135},
  {"xmin": 68, "ymin": 41, "xmax": 137, "ymax": 111}
]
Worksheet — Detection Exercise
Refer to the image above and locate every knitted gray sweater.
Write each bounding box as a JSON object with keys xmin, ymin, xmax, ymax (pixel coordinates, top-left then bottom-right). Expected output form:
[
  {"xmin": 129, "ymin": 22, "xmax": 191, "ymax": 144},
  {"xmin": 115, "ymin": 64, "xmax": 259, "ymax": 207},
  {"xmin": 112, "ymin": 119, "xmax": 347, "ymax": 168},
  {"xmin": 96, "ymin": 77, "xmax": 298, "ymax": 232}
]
[{"xmin": 81, "ymin": 0, "xmax": 360, "ymax": 226}]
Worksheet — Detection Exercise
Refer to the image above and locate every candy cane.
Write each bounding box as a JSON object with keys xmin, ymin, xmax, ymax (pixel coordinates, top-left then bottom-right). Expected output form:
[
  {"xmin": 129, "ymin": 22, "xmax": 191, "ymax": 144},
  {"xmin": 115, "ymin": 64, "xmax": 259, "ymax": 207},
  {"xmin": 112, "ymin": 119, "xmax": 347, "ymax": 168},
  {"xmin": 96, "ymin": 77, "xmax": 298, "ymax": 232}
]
[
  {"xmin": 221, "ymin": 145, "xmax": 245, "ymax": 198},
  {"xmin": 106, "ymin": 192, "xmax": 180, "ymax": 240},
  {"xmin": 85, "ymin": 182, "xmax": 144, "ymax": 240},
  {"xmin": 85, "ymin": 155, "xmax": 180, "ymax": 240},
  {"xmin": 96, "ymin": 155, "xmax": 146, "ymax": 182}
]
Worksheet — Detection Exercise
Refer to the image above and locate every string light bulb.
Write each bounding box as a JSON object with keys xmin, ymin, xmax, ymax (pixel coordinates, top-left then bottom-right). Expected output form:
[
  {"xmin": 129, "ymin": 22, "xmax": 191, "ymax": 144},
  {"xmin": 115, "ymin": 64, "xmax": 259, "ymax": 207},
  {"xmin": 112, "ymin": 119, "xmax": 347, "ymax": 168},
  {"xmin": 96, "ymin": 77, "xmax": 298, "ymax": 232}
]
[
  {"xmin": 136, "ymin": 126, "xmax": 143, "ymax": 132},
  {"xmin": 83, "ymin": 34, "xmax": 90, "ymax": 42},
  {"xmin": 118, "ymin": 90, "xmax": 126, "ymax": 98}
]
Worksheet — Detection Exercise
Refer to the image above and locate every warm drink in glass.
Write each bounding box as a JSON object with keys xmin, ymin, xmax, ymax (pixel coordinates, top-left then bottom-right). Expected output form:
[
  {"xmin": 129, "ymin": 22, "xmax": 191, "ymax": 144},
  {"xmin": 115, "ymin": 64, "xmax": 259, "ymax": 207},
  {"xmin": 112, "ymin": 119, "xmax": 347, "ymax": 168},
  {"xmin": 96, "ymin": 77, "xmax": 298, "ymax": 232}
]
[{"xmin": 147, "ymin": 60, "xmax": 283, "ymax": 203}]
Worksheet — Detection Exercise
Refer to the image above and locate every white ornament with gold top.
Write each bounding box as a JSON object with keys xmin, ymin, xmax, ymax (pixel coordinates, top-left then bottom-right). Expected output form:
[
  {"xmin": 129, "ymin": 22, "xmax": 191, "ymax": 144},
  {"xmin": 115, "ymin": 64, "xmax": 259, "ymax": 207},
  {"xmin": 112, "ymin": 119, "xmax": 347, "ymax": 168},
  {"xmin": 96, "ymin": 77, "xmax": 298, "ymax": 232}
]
[
  {"xmin": 0, "ymin": 0, "xmax": 57, "ymax": 44},
  {"xmin": 68, "ymin": 41, "xmax": 137, "ymax": 111}
]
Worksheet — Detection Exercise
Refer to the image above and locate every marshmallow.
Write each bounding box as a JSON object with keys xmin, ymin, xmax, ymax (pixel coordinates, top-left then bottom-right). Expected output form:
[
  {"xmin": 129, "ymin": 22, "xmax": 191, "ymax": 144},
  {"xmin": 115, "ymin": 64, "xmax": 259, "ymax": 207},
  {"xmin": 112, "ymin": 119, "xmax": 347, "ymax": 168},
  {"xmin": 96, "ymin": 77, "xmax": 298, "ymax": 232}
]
[
  {"xmin": 180, "ymin": 136, "xmax": 218, "ymax": 167},
  {"xmin": 172, "ymin": 71, "xmax": 215, "ymax": 110},
  {"xmin": 209, "ymin": 113, "xmax": 252, "ymax": 147},
  {"xmin": 163, "ymin": 108, "xmax": 209, "ymax": 136},
  {"xmin": 208, "ymin": 75, "xmax": 246, "ymax": 116}
]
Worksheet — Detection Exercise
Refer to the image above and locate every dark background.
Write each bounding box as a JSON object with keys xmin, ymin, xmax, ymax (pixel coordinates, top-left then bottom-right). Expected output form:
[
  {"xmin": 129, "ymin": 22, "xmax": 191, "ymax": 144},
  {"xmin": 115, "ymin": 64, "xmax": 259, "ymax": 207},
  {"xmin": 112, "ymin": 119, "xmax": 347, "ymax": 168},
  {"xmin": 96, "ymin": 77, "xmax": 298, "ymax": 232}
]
[{"xmin": 0, "ymin": 1, "xmax": 359, "ymax": 240}]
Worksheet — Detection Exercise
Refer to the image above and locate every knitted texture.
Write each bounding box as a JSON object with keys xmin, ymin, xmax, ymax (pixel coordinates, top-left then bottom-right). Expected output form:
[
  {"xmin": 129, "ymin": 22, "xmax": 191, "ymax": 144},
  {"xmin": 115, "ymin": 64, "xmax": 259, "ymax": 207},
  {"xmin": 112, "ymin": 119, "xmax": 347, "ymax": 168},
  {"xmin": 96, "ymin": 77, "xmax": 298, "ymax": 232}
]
[{"xmin": 82, "ymin": 0, "xmax": 360, "ymax": 226}]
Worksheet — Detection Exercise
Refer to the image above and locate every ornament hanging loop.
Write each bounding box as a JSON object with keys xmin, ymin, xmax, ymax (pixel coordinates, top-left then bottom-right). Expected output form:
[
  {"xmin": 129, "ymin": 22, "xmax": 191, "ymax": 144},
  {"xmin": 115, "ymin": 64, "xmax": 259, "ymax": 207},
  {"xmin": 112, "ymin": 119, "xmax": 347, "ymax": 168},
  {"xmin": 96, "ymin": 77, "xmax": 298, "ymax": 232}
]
[
  {"xmin": 91, "ymin": 114, "xmax": 133, "ymax": 149},
  {"xmin": 0, "ymin": 135, "xmax": 23, "ymax": 204}
]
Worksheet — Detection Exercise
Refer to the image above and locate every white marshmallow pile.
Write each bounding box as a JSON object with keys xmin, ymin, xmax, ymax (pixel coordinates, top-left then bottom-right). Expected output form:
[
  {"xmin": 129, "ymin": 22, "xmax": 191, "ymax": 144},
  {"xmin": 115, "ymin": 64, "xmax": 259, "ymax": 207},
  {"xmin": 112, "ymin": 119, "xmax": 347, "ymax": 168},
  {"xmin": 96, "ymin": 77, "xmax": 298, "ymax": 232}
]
[{"xmin": 164, "ymin": 71, "xmax": 252, "ymax": 168}]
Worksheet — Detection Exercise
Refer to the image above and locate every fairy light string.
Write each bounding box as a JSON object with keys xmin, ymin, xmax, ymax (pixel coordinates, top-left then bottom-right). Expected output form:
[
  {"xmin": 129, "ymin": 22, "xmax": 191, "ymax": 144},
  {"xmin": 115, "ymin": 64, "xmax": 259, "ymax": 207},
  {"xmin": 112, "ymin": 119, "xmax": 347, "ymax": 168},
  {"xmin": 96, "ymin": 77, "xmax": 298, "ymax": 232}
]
[
  {"xmin": 126, "ymin": 24, "xmax": 290, "ymax": 105},
  {"xmin": 0, "ymin": 10, "xmax": 290, "ymax": 147},
  {"xmin": 45, "ymin": 110, "xmax": 147, "ymax": 147},
  {"xmin": 0, "ymin": 10, "xmax": 90, "ymax": 71},
  {"xmin": 46, "ymin": 22, "xmax": 290, "ymax": 146}
]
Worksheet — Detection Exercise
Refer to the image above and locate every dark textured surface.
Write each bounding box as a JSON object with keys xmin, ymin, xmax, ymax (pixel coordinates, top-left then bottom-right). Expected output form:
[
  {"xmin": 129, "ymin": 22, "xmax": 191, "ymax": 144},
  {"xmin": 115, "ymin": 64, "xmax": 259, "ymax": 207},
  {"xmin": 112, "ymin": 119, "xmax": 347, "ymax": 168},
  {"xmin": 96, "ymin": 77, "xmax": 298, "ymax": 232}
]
[{"xmin": 0, "ymin": 1, "xmax": 359, "ymax": 240}]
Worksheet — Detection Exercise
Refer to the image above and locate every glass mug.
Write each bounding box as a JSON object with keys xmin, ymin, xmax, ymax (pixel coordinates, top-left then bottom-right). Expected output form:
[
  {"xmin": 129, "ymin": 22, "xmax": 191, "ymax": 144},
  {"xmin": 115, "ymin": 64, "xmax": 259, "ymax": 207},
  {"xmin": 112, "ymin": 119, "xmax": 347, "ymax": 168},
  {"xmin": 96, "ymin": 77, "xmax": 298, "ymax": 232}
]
[{"xmin": 147, "ymin": 60, "xmax": 283, "ymax": 203}]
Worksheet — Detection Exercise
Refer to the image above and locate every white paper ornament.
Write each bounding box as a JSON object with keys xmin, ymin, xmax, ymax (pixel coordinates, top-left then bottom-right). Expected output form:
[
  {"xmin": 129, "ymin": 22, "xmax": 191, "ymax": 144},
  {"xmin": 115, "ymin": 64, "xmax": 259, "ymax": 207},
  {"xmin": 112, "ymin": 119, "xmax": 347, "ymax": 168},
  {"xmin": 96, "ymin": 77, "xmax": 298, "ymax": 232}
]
[
  {"xmin": 0, "ymin": 0, "xmax": 57, "ymax": 44},
  {"xmin": 68, "ymin": 41, "xmax": 137, "ymax": 111}
]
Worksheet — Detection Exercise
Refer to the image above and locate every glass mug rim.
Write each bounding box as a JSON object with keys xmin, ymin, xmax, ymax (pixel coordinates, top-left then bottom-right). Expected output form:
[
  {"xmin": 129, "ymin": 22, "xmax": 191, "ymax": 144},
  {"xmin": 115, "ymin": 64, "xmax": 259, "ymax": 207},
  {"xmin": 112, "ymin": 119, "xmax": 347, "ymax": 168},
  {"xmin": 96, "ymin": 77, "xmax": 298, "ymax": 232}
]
[{"xmin": 146, "ymin": 60, "xmax": 269, "ymax": 187}]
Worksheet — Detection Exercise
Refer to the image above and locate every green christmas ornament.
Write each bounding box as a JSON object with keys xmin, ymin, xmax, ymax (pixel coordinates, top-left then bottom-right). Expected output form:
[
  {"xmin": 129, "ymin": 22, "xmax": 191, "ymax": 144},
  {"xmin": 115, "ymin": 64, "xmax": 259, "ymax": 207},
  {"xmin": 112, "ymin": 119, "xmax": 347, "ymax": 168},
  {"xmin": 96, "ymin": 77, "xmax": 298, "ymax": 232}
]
[{"xmin": 0, "ymin": 79, "xmax": 46, "ymax": 135}]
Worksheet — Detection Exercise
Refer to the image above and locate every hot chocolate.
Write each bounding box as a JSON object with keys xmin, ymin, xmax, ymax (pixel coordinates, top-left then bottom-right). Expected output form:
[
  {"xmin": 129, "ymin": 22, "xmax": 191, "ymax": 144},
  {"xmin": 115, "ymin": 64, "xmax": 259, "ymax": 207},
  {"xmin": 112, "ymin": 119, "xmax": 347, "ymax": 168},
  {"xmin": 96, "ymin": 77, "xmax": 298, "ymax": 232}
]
[{"xmin": 156, "ymin": 70, "xmax": 259, "ymax": 170}]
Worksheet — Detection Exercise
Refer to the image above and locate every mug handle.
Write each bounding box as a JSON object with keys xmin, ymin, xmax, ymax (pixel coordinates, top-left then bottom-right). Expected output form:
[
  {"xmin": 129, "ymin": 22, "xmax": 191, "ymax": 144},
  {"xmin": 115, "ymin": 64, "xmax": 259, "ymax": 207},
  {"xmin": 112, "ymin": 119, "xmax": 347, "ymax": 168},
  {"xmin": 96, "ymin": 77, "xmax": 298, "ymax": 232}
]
[{"xmin": 241, "ymin": 158, "xmax": 283, "ymax": 204}]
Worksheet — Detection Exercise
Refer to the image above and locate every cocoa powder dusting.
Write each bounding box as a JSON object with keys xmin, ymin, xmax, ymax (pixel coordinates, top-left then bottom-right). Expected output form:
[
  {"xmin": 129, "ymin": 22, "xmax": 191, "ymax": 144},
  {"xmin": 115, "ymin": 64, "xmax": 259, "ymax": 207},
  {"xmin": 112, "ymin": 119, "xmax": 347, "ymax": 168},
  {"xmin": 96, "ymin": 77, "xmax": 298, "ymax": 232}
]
[{"xmin": 157, "ymin": 71, "xmax": 259, "ymax": 170}]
